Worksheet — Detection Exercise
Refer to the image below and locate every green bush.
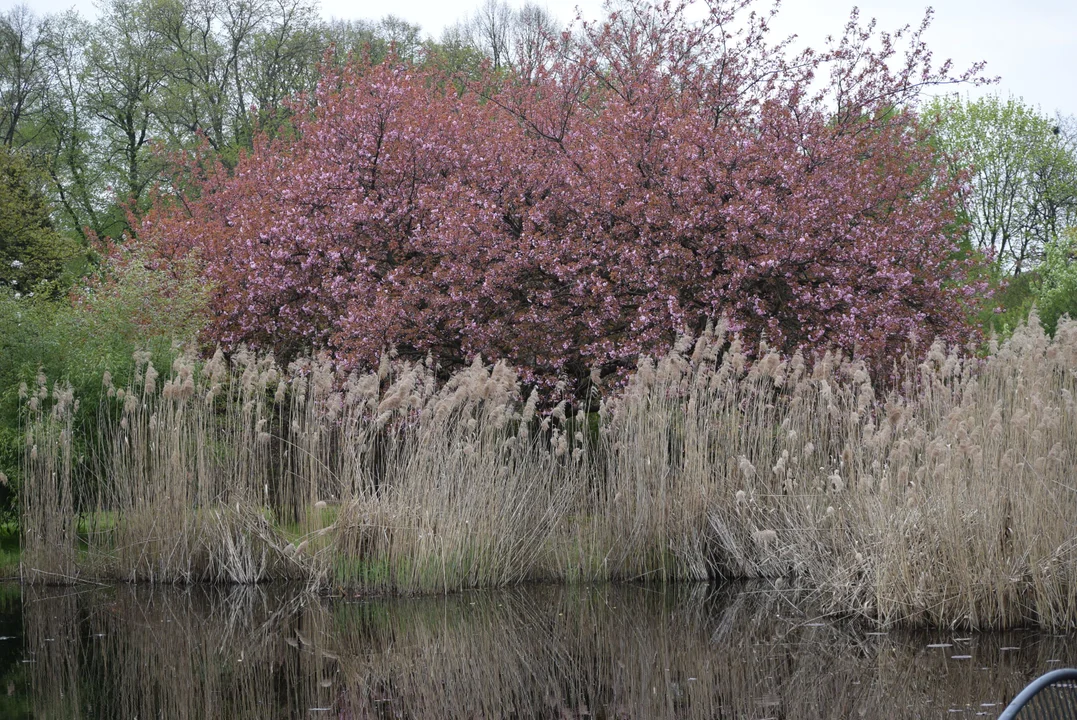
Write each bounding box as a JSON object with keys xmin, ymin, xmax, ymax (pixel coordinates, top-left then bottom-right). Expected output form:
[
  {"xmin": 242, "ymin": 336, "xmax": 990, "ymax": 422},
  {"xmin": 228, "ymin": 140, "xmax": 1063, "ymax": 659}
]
[
  {"xmin": 1037, "ymin": 228, "xmax": 1077, "ymax": 336},
  {"xmin": 0, "ymin": 243, "xmax": 211, "ymax": 518},
  {"xmin": 977, "ymin": 269, "xmax": 1040, "ymax": 341}
]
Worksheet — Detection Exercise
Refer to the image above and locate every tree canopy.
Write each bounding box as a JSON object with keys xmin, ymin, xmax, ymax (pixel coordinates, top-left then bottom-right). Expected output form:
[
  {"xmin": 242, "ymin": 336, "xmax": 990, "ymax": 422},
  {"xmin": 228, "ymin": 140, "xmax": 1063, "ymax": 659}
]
[
  {"xmin": 0, "ymin": 146, "xmax": 78, "ymax": 296},
  {"xmin": 144, "ymin": 0, "xmax": 988, "ymax": 390},
  {"xmin": 928, "ymin": 94, "xmax": 1077, "ymax": 275}
]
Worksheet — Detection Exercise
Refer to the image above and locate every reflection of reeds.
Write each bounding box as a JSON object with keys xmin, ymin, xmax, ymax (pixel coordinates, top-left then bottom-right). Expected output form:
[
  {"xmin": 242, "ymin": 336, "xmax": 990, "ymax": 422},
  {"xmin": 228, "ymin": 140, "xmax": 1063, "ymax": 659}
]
[
  {"xmin": 23, "ymin": 587, "xmax": 80, "ymax": 718},
  {"xmin": 19, "ymin": 314, "xmax": 1077, "ymax": 628},
  {"xmin": 21, "ymin": 583, "xmax": 1077, "ymax": 719}
]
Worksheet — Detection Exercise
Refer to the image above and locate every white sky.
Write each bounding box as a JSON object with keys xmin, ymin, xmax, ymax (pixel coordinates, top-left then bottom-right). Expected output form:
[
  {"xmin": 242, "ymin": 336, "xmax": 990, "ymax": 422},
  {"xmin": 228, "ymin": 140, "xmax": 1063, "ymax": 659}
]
[{"xmin": 8, "ymin": 0, "xmax": 1077, "ymax": 117}]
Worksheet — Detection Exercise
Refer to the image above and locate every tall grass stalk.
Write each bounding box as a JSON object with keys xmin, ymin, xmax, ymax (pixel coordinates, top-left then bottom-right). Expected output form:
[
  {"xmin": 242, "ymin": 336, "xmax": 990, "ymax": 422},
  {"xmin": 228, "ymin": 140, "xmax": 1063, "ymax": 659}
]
[
  {"xmin": 18, "ymin": 313, "xmax": 1077, "ymax": 628},
  {"xmin": 20, "ymin": 375, "xmax": 77, "ymax": 582}
]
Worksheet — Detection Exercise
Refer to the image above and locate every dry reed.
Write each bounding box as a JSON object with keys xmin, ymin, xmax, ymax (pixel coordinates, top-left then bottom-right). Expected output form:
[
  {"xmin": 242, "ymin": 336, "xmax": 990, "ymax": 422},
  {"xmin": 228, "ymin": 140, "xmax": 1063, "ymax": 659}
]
[{"xmin": 18, "ymin": 312, "xmax": 1077, "ymax": 628}]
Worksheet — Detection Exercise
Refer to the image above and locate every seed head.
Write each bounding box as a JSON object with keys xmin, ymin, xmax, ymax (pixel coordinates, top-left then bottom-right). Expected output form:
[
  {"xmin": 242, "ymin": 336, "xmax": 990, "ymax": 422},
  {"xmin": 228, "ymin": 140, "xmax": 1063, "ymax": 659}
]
[{"xmin": 752, "ymin": 529, "xmax": 777, "ymax": 546}]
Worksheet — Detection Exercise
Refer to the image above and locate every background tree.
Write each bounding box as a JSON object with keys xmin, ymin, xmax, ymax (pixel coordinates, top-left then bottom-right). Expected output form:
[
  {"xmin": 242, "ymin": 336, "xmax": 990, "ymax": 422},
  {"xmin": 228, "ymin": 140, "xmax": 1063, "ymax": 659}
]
[
  {"xmin": 33, "ymin": 11, "xmax": 107, "ymax": 240},
  {"xmin": 0, "ymin": 6, "xmax": 52, "ymax": 148},
  {"xmin": 425, "ymin": 22, "xmax": 487, "ymax": 82},
  {"xmin": 82, "ymin": 0, "xmax": 168, "ymax": 236},
  {"xmin": 243, "ymin": 0, "xmax": 323, "ymax": 134},
  {"xmin": 468, "ymin": 0, "xmax": 514, "ymax": 71},
  {"xmin": 324, "ymin": 16, "xmax": 424, "ymax": 65},
  {"xmin": 0, "ymin": 146, "xmax": 80, "ymax": 296},
  {"xmin": 1036, "ymin": 227, "xmax": 1077, "ymax": 336},
  {"xmin": 147, "ymin": 0, "xmax": 260, "ymax": 161},
  {"xmin": 510, "ymin": 2, "xmax": 558, "ymax": 78},
  {"xmin": 455, "ymin": 0, "xmax": 560, "ymax": 75},
  {"xmin": 2, "ymin": 0, "xmax": 329, "ymax": 239},
  {"xmin": 928, "ymin": 94, "xmax": 1077, "ymax": 275}
]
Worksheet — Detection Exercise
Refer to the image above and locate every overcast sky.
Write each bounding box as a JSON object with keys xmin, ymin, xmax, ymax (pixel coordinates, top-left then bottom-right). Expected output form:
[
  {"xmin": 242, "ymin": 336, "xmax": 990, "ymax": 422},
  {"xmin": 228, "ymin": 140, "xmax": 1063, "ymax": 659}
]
[{"xmin": 11, "ymin": 0, "xmax": 1077, "ymax": 117}]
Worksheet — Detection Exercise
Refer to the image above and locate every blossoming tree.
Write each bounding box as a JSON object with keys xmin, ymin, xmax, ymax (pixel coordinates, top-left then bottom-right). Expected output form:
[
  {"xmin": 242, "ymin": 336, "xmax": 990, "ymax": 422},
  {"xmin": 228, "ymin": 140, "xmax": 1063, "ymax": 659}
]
[{"xmin": 143, "ymin": 0, "xmax": 987, "ymax": 389}]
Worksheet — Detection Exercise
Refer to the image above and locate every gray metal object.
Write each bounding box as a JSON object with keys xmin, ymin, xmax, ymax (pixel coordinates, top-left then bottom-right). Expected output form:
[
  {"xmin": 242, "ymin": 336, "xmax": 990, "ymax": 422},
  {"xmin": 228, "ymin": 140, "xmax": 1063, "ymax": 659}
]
[{"xmin": 999, "ymin": 669, "xmax": 1077, "ymax": 719}]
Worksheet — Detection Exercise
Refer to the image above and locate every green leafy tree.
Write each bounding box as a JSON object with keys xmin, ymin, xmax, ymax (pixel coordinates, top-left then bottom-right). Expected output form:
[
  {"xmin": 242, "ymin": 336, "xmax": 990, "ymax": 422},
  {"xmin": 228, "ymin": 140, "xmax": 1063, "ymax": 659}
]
[
  {"xmin": 33, "ymin": 11, "xmax": 111, "ymax": 241},
  {"xmin": 1037, "ymin": 226, "xmax": 1077, "ymax": 336},
  {"xmin": 928, "ymin": 95, "xmax": 1077, "ymax": 275},
  {"xmin": 0, "ymin": 146, "xmax": 79, "ymax": 295},
  {"xmin": 145, "ymin": 0, "xmax": 325, "ymax": 165},
  {"xmin": 82, "ymin": 0, "xmax": 169, "ymax": 236},
  {"xmin": 242, "ymin": 0, "xmax": 324, "ymax": 137},
  {"xmin": 423, "ymin": 23, "xmax": 487, "ymax": 87},
  {"xmin": 8, "ymin": 0, "xmax": 326, "ymax": 240}
]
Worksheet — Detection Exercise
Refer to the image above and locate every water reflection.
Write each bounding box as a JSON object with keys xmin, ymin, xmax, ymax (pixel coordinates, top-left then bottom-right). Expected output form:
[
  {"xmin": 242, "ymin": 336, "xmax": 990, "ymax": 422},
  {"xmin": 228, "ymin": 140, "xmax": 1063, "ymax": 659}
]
[{"xmin": 3, "ymin": 582, "xmax": 1077, "ymax": 718}]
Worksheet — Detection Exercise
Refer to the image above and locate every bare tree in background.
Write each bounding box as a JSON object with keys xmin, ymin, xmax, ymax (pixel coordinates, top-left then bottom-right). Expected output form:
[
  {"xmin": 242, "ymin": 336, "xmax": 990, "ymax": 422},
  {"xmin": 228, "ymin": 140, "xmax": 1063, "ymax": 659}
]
[
  {"xmin": 324, "ymin": 15, "xmax": 423, "ymax": 64},
  {"xmin": 469, "ymin": 0, "xmax": 514, "ymax": 71},
  {"xmin": 0, "ymin": 6, "xmax": 53, "ymax": 147},
  {"xmin": 241, "ymin": 0, "xmax": 323, "ymax": 133},
  {"xmin": 512, "ymin": 2, "xmax": 557, "ymax": 78}
]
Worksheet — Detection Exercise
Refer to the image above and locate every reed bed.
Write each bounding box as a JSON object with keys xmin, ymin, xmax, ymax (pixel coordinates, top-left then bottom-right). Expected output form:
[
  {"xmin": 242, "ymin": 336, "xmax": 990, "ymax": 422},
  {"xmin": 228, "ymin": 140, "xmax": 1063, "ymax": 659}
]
[{"xmin": 18, "ymin": 313, "xmax": 1077, "ymax": 628}]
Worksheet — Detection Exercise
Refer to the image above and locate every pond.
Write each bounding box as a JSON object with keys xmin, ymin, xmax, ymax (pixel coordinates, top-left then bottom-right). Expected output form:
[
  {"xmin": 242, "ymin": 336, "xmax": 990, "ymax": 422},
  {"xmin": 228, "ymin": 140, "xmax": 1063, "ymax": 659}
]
[{"xmin": 0, "ymin": 581, "xmax": 1072, "ymax": 718}]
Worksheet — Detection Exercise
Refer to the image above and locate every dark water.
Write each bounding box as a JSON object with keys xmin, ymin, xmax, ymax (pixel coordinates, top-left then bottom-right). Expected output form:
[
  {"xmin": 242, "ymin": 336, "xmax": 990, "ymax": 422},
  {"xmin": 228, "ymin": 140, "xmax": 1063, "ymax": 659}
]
[{"xmin": 0, "ymin": 582, "xmax": 1073, "ymax": 719}]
